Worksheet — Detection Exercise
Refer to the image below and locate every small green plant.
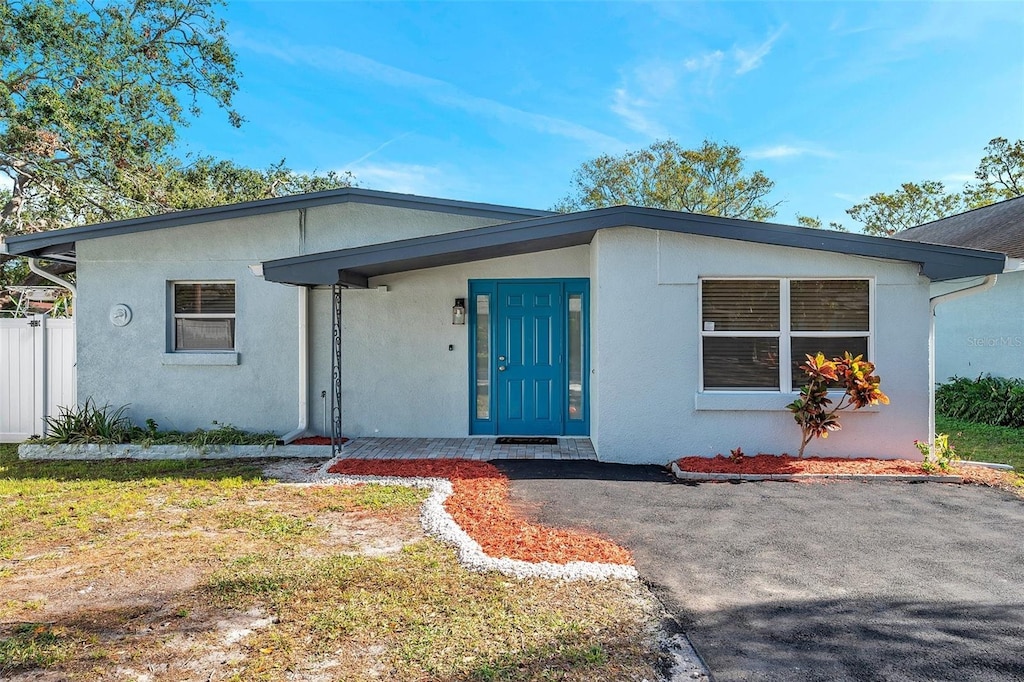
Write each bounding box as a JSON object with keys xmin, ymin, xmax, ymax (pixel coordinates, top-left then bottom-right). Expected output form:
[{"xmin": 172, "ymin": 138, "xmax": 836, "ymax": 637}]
[
  {"xmin": 915, "ymin": 433, "xmax": 957, "ymax": 473},
  {"xmin": 174, "ymin": 421, "xmax": 278, "ymax": 447},
  {"xmin": 787, "ymin": 352, "xmax": 889, "ymax": 458},
  {"xmin": 33, "ymin": 399, "xmax": 134, "ymax": 444}
]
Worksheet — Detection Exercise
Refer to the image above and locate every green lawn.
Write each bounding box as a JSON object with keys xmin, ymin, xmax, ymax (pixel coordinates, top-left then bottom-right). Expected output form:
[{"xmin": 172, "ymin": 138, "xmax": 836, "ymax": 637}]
[{"xmin": 936, "ymin": 416, "xmax": 1024, "ymax": 471}]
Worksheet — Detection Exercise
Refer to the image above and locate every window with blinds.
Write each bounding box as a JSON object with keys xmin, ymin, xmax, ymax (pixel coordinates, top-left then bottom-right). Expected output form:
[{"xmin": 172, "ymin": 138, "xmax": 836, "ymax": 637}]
[
  {"xmin": 700, "ymin": 278, "xmax": 870, "ymax": 391},
  {"xmin": 172, "ymin": 282, "xmax": 236, "ymax": 351}
]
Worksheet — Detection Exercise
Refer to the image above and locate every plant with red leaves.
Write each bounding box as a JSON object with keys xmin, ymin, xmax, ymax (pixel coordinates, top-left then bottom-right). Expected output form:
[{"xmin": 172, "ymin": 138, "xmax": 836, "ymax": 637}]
[{"xmin": 787, "ymin": 352, "xmax": 889, "ymax": 457}]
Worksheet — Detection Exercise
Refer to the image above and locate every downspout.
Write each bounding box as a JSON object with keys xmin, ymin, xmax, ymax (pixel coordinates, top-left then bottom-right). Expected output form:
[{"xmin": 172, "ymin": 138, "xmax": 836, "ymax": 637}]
[
  {"xmin": 280, "ymin": 285, "xmax": 310, "ymax": 444},
  {"xmin": 928, "ymin": 273, "xmax": 999, "ymax": 447},
  {"xmin": 28, "ymin": 258, "xmax": 78, "ymax": 301}
]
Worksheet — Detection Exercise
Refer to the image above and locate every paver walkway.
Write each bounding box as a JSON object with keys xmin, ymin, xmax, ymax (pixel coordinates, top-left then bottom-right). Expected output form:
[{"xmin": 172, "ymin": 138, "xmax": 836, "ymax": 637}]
[{"xmin": 335, "ymin": 437, "xmax": 596, "ymax": 461}]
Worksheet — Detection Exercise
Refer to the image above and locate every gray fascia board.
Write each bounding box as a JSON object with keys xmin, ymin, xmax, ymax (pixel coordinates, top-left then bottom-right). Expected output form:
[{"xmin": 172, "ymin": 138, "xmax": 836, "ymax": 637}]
[
  {"xmin": 630, "ymin": 209, "xmax": 1005, "ymax": 279},
  {"xmin": 262, "ymin": 205, "xmax": 1005, "ymax": 285},
  {"xmin": 2, "ymin": 187, "xmax": 552, "ymax": 258}
]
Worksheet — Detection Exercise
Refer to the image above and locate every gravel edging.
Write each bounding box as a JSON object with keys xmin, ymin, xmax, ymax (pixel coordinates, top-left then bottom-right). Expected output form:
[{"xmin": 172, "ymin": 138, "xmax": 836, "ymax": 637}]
[
  {"xmin": 669, "ymin": 461, "xmax": 963, "ymax": 483},
  {"xmin": 307, "ymin": 456, "xmax": 639, "ymax": 582}
]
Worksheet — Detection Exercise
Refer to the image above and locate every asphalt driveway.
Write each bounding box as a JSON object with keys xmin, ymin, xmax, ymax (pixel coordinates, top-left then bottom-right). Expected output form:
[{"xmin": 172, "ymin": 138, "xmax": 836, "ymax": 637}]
[{"xmin": 493, "ymin": 461, "xmax": 1024, "ymax": 682}]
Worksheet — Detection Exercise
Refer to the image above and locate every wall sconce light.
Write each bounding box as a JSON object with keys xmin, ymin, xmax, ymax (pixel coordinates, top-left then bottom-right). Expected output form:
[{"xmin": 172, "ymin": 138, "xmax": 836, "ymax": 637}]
[{"xmin": 452, "ymin": 298, "xmax": 466, "ymax": 325}]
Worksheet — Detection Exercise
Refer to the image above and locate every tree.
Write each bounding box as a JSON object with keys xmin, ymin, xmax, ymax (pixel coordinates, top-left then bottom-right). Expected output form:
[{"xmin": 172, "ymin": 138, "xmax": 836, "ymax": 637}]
[
  {"xmin": 842, "ymin": 137, "xmax": 1024, "ymax": 236},
  {"xmin": 554, "ymin": 139, "xmax": 780, "ymax": 221},
  {"xmin": 125, "ymin": 156, "xmax": 354, "ymax": 213},
  {"xmin": 845, "ymin": 181, "xmax": 967, "ymax": 237},
  {"xmin": 1, "ymin": 0, "xmax": 241, "ymax": 236},
  {"xmin": 795, "ymin": 214, "xmax": 848, "ymax": 232},
  {"xmin": 0, "ymin": 157, "xmax": 353, "ymax": 296},
  {"xmin": 965, "ymin": 136, "xmax": 1024, "ymax": 206}
]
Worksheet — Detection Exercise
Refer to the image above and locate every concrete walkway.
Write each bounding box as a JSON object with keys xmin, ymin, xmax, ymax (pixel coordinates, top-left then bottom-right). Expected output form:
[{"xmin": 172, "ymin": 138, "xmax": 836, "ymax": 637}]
[{"xmin": 335, "ymin": 437, "xmax": 597, "ymax": 461}]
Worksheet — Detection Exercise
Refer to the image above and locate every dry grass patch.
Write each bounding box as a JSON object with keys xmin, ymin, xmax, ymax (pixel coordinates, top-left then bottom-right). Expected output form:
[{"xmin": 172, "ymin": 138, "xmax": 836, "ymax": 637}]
[
  {"xmin": 0, "ymin": 447, "xmax": 667, "ymax": 680},
  {"xmin": 209, "ymin": 542, "xmax": 664, "ymax": 681}
]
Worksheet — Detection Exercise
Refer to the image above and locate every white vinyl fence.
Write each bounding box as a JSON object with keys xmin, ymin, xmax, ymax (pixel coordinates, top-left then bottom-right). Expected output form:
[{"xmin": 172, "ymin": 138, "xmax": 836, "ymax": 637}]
[{"xmin": 1, "ymin": 315, "xmax": 76, "ymax": 442}]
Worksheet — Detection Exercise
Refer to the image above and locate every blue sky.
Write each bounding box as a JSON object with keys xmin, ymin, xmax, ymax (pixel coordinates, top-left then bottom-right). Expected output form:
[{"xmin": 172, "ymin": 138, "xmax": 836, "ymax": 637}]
[{"xmin": 181, "ymin": 1, "xmax": 1024, "ymax": 229}]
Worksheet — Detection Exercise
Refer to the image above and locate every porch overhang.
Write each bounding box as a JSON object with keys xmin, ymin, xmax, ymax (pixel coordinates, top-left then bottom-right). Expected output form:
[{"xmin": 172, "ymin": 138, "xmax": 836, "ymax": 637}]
[{"xmin": 260, "ymin": 205, "xmax": 1008, "ymax": 286}]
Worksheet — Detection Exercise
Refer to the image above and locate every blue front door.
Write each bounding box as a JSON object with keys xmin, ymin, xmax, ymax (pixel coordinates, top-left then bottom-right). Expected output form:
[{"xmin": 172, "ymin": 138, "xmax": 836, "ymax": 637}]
[{"xmin": 496, "ymin": 282, "xmax": 564, "ymax": 435}]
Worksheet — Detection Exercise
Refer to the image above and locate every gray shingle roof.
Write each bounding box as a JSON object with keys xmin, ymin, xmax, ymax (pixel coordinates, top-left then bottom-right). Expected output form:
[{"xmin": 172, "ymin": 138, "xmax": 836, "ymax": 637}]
[
  {"xmin": 2, "ymin": 187, "xmax": 552, "ymax": 260},
  {"xmin": 896, "ymin": 195, "xmax": 1024, "ymax": 258},
  {"xmin": 261, "ymin": 205, "xmax": 1006, "ymax": 286}
]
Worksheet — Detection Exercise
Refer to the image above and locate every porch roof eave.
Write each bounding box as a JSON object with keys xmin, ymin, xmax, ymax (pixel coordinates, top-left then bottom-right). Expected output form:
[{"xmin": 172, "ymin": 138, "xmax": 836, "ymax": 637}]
[{"xmin": 262, "ymin": 224, "xmax": 602, "ymax": 287}]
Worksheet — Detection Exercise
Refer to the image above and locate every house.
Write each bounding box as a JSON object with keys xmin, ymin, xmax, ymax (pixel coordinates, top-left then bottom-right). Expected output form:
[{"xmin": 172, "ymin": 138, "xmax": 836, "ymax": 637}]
[
  {"xmin": 3, "ymin": 188, "xmax": 1005, "ymax": 463},
  {"xmin": 897, "ymin": 195, "xmax": 1024, "ymax": 382}
]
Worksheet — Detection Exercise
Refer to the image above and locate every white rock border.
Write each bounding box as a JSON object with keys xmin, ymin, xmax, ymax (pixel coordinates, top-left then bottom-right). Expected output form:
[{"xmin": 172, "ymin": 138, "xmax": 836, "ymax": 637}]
[
  {"xmin": 18, "ymin": 442, "xmax": 332, "ymax": 460},
  {"xmin": 306, "ymin": 456, "xmax": 639, "ymax": 582}
]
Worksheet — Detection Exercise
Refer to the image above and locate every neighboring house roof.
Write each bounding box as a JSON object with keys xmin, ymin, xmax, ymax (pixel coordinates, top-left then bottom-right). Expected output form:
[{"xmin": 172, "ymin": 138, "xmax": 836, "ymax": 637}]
[
  {"xmin": 896, "ymin": 195, "xmax": 1024, "ymax": 258},
  {"xmin": 2, "ymin": 187, "xmax": 553, "ymax": 261},
  {"xmin": 261, "ymin": 204, "xmax": 1006, "ymax": 287}
]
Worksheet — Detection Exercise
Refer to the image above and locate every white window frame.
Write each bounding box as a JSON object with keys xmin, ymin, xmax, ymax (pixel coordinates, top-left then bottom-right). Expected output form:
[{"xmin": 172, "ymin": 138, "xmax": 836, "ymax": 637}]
[
  {"xmin": 170, "ymin": 280, "xmax": 236, "ymax": 353},
  {"xmin": 699, "ymin": 277, "xmax": 874, "ymax": 393}
]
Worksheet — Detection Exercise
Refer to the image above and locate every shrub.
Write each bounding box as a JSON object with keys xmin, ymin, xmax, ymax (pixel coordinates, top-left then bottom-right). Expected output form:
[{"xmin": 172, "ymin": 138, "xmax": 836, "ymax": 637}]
[
  {"xmin": 787, "ymin": 352, "xmax": 889, "ymax": 458},
  {"xmin": 31, "ymin": 407, "xmax": 278, "ymax": 447},
  {"xmin": 935, "ymin": 375, "xmax": 1024, "ymax": 427},
  {"xmin": 36, "ymin": 399, "xmax": 134, "ymax": 444}
]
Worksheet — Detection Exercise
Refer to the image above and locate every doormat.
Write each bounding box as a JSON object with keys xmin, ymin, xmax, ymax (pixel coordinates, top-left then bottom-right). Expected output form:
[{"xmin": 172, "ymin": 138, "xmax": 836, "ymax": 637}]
[{"xmin": 495, "ymin": 437, "xmax": 558, "ymax": 445}]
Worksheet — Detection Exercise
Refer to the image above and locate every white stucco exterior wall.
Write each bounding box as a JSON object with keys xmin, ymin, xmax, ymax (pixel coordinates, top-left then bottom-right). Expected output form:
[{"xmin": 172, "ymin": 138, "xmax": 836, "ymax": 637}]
[
  {"xmin": 589, "ymin": 228, "xmax": 931, "ymax": 464},
  {"xmin": 75, "ymin": 203, "xmax": 515, "ymax": 433},
  {"xmin": 932, "ymin": 270, "xmax": 1024, "ymax": 381},
  {"xmin": 307, "ymin": 247, "xmax": 591, "ymax": 438},
  {"xmin": 75, "ymin": 203, "xmax": 935, "ymax": 465}
]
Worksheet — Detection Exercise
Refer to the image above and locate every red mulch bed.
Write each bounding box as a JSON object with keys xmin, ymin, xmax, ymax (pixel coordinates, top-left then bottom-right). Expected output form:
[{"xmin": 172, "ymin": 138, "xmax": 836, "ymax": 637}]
[
  {"xmin": 326, "ymin": 459, "xmax": 633, "ymax": 566},
  {"xmin": 676, "ymin": 454, "xmax": 935, "ymax": 476},
  {"xmin": 291, "ymin": 436, "xmax": 348, "ymax": 445},
  {"xmin": 674, "ymin": 454, "xmax": 1023, "ymax": 496}
]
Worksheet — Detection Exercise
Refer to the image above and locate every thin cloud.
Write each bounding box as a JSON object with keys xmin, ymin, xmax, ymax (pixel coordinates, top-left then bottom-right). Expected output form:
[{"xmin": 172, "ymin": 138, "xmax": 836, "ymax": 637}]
[
  {"xmin": 610, "ymin": 88, "xmax": 667, "ymax": 138},
  {"xmin": 684, "ymin": 50, "xmax": 725, "ymax": 73},
  {"xmin": 833, "ymin": 192, "xmax": 862, "ymax": 204},
  {"xmin": 734, "ymin": 25, "xmax": 787, "ymax": 75},
  {"xmin": 748, "ymin": 144, "xmax": 836, "ymax": 160},
  {"xmin": 235, "ymin": 34, "xmax": 623, "ymax": 151},
  {"xmin": 345, "ymin": 132, "xmax": 413, "ymax": 168},
  {"xmin": 352, "ymin": 162, "xmax": 448, "ymax": 196},
  {"xmin": 941, "ymin": 172, "xmax": 975, "ymax": 185}
]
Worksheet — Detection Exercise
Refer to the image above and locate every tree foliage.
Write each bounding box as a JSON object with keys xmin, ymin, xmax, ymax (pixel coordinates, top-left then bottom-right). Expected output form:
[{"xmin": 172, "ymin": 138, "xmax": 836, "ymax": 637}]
[
  {"xmin": 846, "ymin": 181, "xmax": 968, "ymax": 237},
  {"xmin": 554, "ymin": 139, "xmax": 780, "ymax": 221},
  {"xmin": 0, "ymin": 0, "xmax": 241, "ymax": 236},
  {"xmin": 795, "ymin": 214, "xmax": 848, "ymax": 232},
  {"xmin": 966, "ymin": 136, "xmax": 1024, "ymax": 206},
  {"xmin": 843, "ymin": 137, "xmax": 1024, "ymax": 236}
]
